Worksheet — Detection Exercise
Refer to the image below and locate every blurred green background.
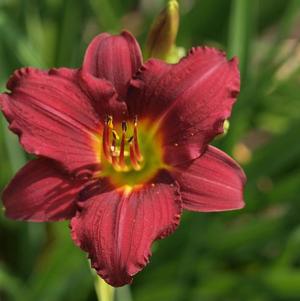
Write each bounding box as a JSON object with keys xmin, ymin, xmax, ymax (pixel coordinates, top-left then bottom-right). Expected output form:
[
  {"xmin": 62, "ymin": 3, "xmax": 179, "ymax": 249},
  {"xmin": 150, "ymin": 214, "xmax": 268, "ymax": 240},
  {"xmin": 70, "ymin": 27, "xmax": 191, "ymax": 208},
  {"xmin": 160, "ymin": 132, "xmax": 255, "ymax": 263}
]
[{"xmin": 1, "ymin": 0, "xmax": 300, "ymax": 300}]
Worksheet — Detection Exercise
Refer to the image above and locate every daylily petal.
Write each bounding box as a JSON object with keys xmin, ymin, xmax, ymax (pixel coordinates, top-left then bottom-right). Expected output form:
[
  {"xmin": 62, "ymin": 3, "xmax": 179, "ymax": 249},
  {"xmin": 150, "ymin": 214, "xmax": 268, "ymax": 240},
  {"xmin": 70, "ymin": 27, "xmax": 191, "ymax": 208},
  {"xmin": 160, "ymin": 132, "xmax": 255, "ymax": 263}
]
[
  {"xmin": 172, "ymin": 146, "xmax": 246, "ymax": 212},
  {"xmin": 2, "ymin": 158, "xmax": 86, "ymax": 221},
  {"xmin": 77, "ymin": 70, "xmax": 127, "ymax": 122},
  {"xmin": 128, "ymin": 47, "xmax": 240, "ymax": 165},
  {"xmin": 50, "ymin": 67, "xmax": 127, "ymax": 121},
  {"xmin": 83, "ymin": 31, "xmax": 142, "ymax": 100},
  {"xmin": 71, "ymin": 182, "xmax": 182, "ymax": 287},
  {"xmin": 0, "ymin": 67, "xmax": 109, "ymax": 174},
  {"xmin": 49, "ymin": 67, "xmax": 78, "ymax": 80}
]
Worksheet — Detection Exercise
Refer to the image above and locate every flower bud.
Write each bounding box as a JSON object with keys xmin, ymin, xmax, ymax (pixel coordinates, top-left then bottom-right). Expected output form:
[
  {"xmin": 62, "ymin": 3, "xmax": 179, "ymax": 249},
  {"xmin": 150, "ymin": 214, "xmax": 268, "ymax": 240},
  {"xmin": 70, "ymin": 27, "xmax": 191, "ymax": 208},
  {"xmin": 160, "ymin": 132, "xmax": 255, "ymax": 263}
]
[
  {"xmin": 165, "ymin": 45, "xmax": 186, "ymax": 63},
  {"xmin": 223, "ymin": 119, "xmax": 230, "ymax": 135},
  {"xmin": 145, "ymin": 0, "xmax": 179, "ymax": 61},
  {"xmin": 216, "ymin": 120, "xmax": 230, "ymax": 139}
]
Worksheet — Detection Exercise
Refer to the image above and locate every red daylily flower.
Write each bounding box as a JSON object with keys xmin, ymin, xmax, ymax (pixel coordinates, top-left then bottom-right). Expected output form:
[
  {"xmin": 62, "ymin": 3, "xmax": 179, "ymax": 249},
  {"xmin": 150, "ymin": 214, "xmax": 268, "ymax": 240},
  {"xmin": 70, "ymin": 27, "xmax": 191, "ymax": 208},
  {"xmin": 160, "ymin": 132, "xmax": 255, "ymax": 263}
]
[{"xmin": 0, "ymin": 31, "xmax": 246, "ymax": 287}]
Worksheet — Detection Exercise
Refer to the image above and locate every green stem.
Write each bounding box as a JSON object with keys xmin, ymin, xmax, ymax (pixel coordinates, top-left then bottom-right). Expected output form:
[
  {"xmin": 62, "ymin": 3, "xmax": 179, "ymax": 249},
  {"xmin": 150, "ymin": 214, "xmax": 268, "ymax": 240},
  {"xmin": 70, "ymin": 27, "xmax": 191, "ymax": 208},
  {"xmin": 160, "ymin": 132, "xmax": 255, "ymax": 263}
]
[
  {"xmin": 115, "ymin": 286, "xmax": 133, "ymax": 301},
  {"xmin": 94, "ymin": 275, "xmax": 115, "ymax": 301}
]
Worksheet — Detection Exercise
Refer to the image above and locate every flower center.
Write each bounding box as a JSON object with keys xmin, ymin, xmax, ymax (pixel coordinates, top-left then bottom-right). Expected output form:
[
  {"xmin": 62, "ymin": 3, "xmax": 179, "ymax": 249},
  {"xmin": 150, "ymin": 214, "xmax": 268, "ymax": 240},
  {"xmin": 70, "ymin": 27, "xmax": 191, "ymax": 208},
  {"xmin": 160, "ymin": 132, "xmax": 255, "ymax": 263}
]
[
  {"xmin": 99, "ymin": 115, "xmax": 164, "ymax": 187},
  {"xmin": 102, "ymin": 115, "xmax": 143, "ymax": 172}
]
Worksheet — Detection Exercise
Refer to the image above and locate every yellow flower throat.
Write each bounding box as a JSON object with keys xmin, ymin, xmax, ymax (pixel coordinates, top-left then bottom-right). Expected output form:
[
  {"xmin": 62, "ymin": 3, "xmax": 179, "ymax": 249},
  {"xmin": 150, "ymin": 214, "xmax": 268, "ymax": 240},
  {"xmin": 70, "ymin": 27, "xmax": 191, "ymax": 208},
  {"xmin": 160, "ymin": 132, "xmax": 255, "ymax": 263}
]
[{"xmin": 97, "ymin": 115, "xmax": 165, "ymax": 188}]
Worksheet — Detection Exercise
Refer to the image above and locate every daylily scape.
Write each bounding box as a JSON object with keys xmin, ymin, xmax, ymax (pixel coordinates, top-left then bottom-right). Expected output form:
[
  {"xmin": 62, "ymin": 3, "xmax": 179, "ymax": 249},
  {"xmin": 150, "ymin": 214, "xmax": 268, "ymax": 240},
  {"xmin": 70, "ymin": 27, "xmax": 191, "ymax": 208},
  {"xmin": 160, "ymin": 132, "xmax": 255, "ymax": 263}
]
[{"xmin": 0, "ymin": 31, "xmax": 246, "ymax": 287}]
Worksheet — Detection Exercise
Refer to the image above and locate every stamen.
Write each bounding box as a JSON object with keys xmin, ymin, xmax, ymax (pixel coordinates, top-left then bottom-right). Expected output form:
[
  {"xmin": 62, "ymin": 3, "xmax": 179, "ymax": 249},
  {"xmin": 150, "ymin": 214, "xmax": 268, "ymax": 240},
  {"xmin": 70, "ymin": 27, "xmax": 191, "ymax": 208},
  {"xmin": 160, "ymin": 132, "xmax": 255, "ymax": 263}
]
[
  {"xmin": 111, "ymin": 135, "xmax": 119, "ymax": 169},
  {"xmin": 102, "ymin": 116, "xmax": 112, "ymax": 162},
  {"xmin": 133, "ymin": 116, "xmax": 143, "ymax": 162},
  {"xmin": 101, "ymin": 116, "xmax": 144, "ymax": 172},
  {"xmin": 130, "ymin": 142, "xmax": 141, "ymax": 170},
  {"xmin": 119, "ymin": 121, "xmax": 127, "ymax": 169},
  {"xmin": 122, "ymin": 120, "xmax": 127, "ymax": 132},
  {"xmin": 112, "ymin": 130, "xmax": 119, "ymax": 141},
  {"xmin": 107, "ymin": 115, "xmax": 113, "ymax": 129}
]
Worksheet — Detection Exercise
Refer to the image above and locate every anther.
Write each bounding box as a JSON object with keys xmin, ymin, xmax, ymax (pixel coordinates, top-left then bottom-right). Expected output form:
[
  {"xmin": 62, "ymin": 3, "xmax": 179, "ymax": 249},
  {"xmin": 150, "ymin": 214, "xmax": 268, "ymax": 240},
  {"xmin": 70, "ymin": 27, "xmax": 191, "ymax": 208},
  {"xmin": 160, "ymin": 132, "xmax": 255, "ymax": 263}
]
[{"xmin": 107, "ymin": 115, "xmax": 113, "ymax": 128}]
